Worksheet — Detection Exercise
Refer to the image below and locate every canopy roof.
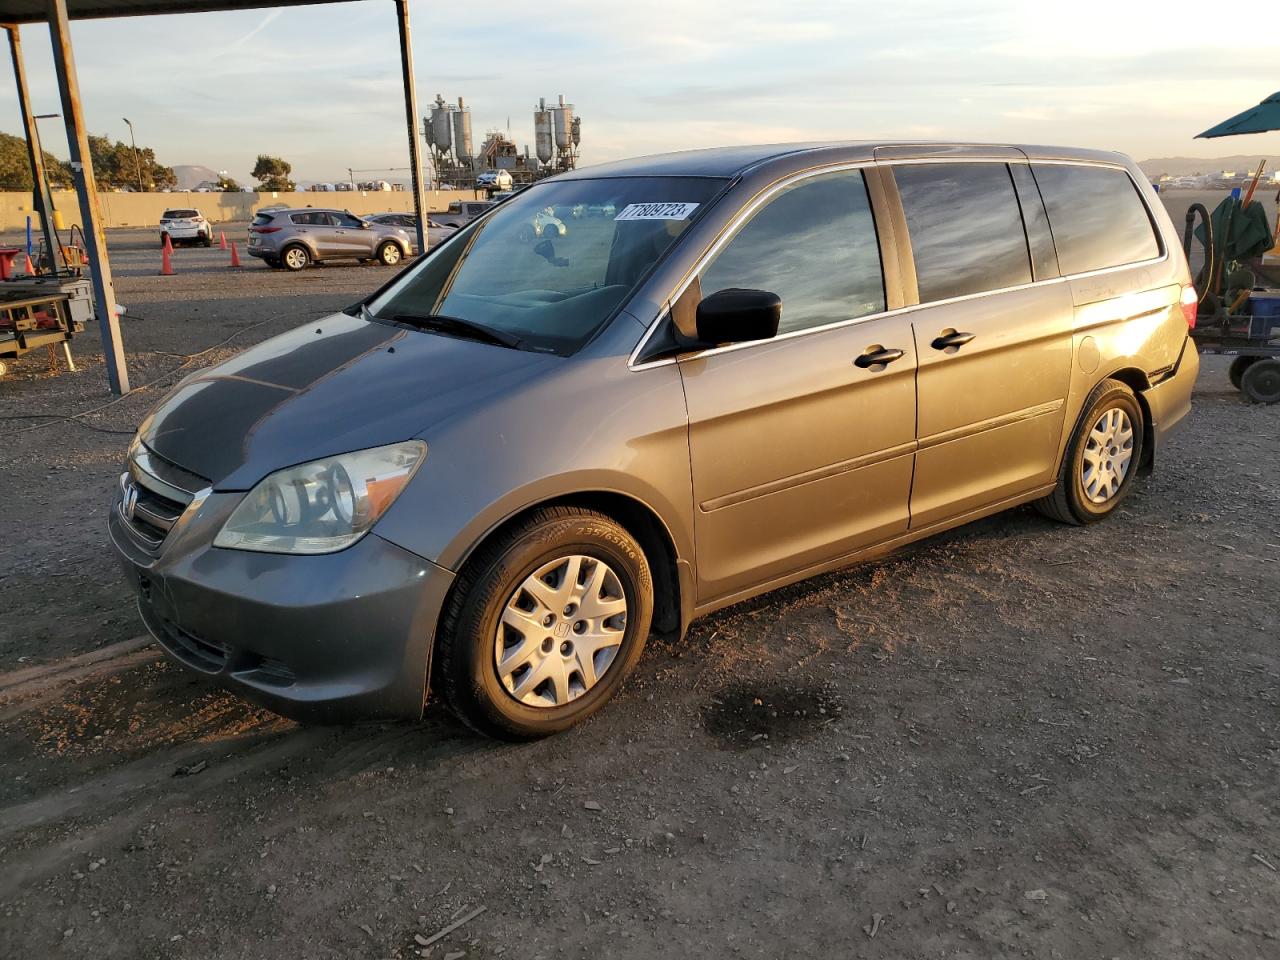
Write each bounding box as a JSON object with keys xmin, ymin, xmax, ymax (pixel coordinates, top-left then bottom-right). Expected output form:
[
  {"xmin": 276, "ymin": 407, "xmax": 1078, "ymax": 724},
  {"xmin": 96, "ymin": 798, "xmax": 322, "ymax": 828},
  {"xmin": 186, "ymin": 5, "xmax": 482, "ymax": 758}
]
[
  {"xmin": 1197, "ymin": 92, "xmax": 1280, "ymax": 139},
  {"xmin": 0, "ymin": 0, "xmax": 347, "ymax": 23}
]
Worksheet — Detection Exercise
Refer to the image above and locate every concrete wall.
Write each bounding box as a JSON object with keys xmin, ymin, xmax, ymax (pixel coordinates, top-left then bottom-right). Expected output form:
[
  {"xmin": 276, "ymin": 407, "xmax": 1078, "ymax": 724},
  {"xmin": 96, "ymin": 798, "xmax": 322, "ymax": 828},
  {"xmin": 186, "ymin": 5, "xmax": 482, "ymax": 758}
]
[{"xmin": 0, "ymin": 189, "xmax": 486, "ymax": 230}]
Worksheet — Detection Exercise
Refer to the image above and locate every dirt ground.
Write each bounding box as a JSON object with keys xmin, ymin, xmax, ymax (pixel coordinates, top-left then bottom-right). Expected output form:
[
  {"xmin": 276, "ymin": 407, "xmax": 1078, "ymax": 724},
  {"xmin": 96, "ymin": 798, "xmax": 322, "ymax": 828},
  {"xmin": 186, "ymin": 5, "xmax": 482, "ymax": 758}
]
[{"xmin": 1, "ymin": 217, "xmax": 1278, "ymax": 959}]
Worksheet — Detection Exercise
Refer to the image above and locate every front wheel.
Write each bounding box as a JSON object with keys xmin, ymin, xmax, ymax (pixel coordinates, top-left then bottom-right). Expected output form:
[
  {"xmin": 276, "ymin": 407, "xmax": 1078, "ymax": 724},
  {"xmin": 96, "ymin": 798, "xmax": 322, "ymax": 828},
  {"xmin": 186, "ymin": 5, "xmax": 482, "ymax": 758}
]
[
  {"xmin": 376, "ymin": 241, "xmax": 403, "ymax": 266},
  {"xmin": 1036, "ymin": 378, "xmax": 1144, "ymax": 525},
  {"xmin": 434, "ymin": 507, "xmax": 654, "ymax": 740},
  {"xmin": 1241, "ymin": 358, "xmax": 1280, "ymax": 404}
]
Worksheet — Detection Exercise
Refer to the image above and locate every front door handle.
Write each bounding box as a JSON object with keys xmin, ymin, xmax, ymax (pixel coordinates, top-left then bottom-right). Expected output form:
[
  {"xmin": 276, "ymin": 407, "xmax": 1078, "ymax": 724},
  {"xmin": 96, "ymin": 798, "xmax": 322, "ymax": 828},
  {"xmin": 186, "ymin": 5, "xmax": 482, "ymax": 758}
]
[
  {"xmin": 931, "ymin": 330, "xmax": 976, "ymax": 351},
  {"xmin": 854, "ymin": 346, "xmax": 906, "ymax": 369}
]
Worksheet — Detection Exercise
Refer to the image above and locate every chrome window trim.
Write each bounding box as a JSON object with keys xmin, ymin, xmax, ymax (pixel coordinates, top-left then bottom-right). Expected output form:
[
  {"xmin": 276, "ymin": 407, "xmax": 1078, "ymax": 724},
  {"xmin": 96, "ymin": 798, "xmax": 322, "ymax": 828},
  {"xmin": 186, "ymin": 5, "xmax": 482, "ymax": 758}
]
[{"xmin": 627, "ymin": 155, "xmax": 1169, "ymax": 371}]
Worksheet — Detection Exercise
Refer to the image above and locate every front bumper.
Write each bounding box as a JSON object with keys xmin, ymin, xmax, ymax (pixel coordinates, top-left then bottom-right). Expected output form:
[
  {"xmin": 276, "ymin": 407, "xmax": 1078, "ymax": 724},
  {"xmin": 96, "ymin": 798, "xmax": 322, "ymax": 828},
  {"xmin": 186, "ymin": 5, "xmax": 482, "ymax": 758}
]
[
  {"xmin": 109, "ymin": 487, "xmax": 454, "ymax": 722},
  {"xmin": 1142, "ymin": 336, "xmax": 1200, "ymax": 463}
]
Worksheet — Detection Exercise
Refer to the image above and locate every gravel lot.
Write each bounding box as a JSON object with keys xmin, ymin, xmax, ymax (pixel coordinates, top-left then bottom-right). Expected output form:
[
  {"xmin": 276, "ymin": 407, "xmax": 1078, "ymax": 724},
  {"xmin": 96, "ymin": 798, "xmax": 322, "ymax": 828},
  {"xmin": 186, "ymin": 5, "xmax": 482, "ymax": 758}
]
[{"xmin": 1, "ymin": 215, "xmax": 1278, "ymax": 959}]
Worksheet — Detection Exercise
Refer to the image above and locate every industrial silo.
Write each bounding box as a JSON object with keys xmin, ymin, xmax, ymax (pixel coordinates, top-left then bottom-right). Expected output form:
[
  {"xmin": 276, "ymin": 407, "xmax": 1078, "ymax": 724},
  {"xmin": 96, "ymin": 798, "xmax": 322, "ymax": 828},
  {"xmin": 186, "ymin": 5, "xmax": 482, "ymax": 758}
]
[
  {"xmin": 534, "ymin": 98, "xmax": 554, "ymax": 164},
  {"xmin": 430, "ymin": 94, "xmax": 453, "ymax": 154},
  {"xmin": 553, "ymin": 94, "xmax": 574, "ymax": 152},
  {"xmin": 452, "ymin": 97, "xmax": 473, "ymax": 162}
]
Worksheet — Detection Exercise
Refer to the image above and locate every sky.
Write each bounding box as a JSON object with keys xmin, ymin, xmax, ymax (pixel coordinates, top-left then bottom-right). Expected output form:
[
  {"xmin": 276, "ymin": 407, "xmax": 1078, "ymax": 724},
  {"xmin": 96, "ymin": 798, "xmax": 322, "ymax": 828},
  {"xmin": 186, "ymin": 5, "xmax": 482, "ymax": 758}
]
[{"xmin": 0, "ymin": 0, "xmax": 1272, "ymax": 185}]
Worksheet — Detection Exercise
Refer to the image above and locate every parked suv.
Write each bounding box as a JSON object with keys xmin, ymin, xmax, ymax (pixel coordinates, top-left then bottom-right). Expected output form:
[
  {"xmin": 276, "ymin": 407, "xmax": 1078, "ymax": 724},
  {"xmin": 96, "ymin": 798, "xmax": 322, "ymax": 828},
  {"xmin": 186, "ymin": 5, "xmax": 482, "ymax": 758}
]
[
  {"xmin": 431, "ymin": 200, "xmax": 495, "ymax": 229},
  {"xmin": 111, "ymin": 142, "xmax": 1198, "ymax": 740},
  {"xmin": 159, "ymin": 208, "xmax": 213, "ymax": 247},
  {"xmin": 246, "ymin": 208, "xmax": 412, "ymax": 270}
]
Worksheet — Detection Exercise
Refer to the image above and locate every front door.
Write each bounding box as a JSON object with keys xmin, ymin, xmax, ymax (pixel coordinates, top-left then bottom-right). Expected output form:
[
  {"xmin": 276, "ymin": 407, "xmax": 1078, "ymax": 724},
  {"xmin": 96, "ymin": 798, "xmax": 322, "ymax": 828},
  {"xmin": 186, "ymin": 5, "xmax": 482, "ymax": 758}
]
[
  {"xmin": 889, "ymin": 161, "xmax": 1073, "ymax": 528},
  {"xmin": 677, "ymin": 168, "xmax": 918, "ymax": 603}
]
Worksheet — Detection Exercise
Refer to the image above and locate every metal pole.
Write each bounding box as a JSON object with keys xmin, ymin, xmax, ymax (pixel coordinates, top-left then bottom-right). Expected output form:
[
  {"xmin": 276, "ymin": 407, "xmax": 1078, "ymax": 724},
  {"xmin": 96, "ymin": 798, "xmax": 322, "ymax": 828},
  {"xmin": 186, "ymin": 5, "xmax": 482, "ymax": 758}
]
[
  {"xmin": 46, "ymin": 0, "xmax": 129, "ymax": 395},
  {"xmin": 395, "ymin": 0, "xmax": 427, "ymax": 256},
  {"xmin": 123, "ymin": 117, "xmax": 143, "ymax": 192},
  {"xmin": 6, "ymin": 25, "xmax": 61, "ymax": 273}
]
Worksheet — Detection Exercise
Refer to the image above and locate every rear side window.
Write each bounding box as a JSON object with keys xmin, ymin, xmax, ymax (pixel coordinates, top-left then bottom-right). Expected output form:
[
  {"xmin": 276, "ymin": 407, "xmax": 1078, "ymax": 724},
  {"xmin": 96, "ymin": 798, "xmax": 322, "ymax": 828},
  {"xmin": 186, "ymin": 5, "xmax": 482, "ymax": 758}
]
[
  {"xmin": 1030, "ymin": 164, "xmax": 1160, "ymax": 275},
  {"xmin": 700, "ymin": 169, "xmax": 885, "ymax": 335},
  {"xmin": 894, "ymin": 162, "xmax": 1031, "ymax": 303}
]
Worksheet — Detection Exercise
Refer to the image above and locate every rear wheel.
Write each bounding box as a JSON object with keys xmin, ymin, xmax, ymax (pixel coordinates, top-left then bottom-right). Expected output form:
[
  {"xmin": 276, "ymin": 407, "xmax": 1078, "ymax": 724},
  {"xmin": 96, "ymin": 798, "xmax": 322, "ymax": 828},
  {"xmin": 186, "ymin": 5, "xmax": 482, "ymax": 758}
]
[
  {"xmin": 1229, "ymin": 355, "xmax": 1259, "ymax": 390},
  {"xmin": 281, "ymin": 244, "xmax": 310, "ymax": 271},
  {"xmin": 376, "ymin": 241, "xmax": 403, "ymax": 266},
  {"xmin": 1036, "ymin": 378, "xmax": 1144, "ymax": 525},
  {"xmin": 1241, "ymin": 358, "xmax": 1280, "ymax": 404},
  {"xmin": 434, "ymin": 507, "xmax": 653, "ymax": 740}
]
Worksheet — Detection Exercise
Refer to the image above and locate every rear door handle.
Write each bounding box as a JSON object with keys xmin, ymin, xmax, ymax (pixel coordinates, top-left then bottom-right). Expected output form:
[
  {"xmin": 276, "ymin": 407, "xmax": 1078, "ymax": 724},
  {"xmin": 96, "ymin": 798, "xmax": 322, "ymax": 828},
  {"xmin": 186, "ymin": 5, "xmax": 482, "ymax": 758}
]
[
  {"xmin": 854, "ymin": 346, "xmax": 906, "ymax": 369},
  {"xmin": 931, "ymin": 330, "xmax": 976, "ymax": 350}
]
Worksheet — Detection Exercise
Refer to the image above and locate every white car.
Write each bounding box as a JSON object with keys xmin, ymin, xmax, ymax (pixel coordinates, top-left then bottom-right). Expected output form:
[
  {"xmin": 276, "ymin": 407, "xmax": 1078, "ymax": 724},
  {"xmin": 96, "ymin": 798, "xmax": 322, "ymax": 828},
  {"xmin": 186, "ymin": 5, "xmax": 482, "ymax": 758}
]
[
  {"xmin": 476, "ymin": 169, "xmax": 514, "ymax": 191},
  {"xmin": 159, "ymin": 208, "xmax": 213, "ymax": 247}
]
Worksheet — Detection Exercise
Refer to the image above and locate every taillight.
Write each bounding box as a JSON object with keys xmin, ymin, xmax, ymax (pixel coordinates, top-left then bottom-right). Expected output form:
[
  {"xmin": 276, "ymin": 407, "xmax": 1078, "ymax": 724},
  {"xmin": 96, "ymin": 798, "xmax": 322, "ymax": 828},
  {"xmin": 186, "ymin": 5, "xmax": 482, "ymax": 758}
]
[
  {"xmin": 1180, "ymin": 285, "xmax": 1198, "ymax": 329},
  {"xmin": 253, "ymin": 226, "xmax": 282, "ymax": 234}
]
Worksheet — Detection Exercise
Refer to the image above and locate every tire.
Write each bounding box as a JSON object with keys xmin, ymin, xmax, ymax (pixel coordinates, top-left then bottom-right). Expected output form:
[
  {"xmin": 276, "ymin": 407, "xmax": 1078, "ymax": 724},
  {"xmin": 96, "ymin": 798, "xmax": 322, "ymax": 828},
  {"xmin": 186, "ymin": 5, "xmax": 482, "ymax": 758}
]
[
  {"xmin": 1229, "ymin": 356, "xmax": 1259, "ymax": 390},
  {"xmin": 376, "ymin": 241, "xmax": 403, "ymax": 266},
  {"xmin": 1240, "ymin": 358, "xmax": 1280, "ymax": 404},
  {"xmin": 1035, "ymin": 378, "xmax": 1145, "ymax": 525},
  {"xmin": 201, "ymin": 234, "xmax": 213, "ymax": 248},
  {"xmin": 435, "ymin": 507, "xmax": 654, "ymax": 740},
  {"xmin": 281, "ymin": 244, "xmax": 310, "ymax": 271}
]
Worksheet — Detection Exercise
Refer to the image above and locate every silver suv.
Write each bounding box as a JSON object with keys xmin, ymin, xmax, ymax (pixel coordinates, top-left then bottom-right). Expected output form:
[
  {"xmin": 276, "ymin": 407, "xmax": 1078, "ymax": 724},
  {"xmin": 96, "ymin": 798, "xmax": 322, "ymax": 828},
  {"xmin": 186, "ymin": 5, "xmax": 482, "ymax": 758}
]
[{"xmin": 247, "ymin": 208, "xmax": 412, "ymax": 271}]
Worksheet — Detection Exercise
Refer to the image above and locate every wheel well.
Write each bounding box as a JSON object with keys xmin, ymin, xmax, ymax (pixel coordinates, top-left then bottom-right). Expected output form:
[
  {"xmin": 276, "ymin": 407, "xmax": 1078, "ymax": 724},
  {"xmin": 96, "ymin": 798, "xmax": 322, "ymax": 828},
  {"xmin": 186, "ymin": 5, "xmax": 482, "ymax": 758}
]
[
  {"xmin": 1106, "ymin": 366, "xmax": 1155, "ymax": 470},
  {"xmin": 453, "ymin": 492, "xmax": 683, "ymax": 637}
]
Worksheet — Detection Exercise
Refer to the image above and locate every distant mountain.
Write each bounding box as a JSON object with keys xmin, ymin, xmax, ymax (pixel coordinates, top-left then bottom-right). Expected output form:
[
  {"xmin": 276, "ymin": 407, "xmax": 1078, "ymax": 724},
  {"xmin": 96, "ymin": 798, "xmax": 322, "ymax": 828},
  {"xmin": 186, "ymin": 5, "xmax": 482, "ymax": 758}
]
[
  {"xmin": 172, "ymin": 164, "xmax": 220, "ymax": 190},
  {"xmin": 1138, "ymin": 155, "xmax": 1280, "ymax": 178}
]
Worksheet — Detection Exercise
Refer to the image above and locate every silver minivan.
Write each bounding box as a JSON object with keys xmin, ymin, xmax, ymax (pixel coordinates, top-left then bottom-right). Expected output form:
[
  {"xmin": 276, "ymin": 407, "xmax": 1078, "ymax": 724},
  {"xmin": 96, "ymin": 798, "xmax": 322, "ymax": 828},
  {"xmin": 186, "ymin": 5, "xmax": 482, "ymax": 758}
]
[{"xmin": 111, "ymin": 142, "xmax": 1199, "ymax": 739}]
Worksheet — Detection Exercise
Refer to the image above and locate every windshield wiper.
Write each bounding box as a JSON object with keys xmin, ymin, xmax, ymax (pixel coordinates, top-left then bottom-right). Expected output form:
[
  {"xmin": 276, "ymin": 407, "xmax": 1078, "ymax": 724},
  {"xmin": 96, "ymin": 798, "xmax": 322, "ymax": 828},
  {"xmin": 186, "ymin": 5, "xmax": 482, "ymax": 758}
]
[{"xmin": 373, "ymin": 309, "xmax": 522, "ymax": 349}]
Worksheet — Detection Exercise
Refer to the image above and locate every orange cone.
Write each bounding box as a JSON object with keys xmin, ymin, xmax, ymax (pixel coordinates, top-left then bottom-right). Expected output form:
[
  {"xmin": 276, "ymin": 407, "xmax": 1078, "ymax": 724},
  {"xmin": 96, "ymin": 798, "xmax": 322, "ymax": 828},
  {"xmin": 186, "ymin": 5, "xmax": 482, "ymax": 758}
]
[
  {"xmin": 161, "ymin": 242, "xmax": 174, "ymax": 275},
  {"xmin": 23, "ymin": 252, "xmax": 36, "ymax": 275},
  {"xmin": 163, "ymin": 232, "xmax": 174, "ymax": 253},
  {"xmin": 219, "ymin": 231, "xmax": 227, "ymax": 250},
  {"xmin": 229, "ymin": 241, "xmax": 241, "ymax": 268}
]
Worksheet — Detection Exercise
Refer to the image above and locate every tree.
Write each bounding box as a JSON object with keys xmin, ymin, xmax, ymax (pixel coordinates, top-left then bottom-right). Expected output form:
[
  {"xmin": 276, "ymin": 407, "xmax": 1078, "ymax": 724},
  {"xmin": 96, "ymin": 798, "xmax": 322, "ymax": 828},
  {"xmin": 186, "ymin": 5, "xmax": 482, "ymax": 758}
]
[
  {"xmin": 0, "ymin": 131, "xmax": 72, "ymax": 191},
  {"xmin": 252, "ymin": 154, "xmax": 295, "ymax": 192},
  {"xmin": 215, "ymin": 173, "xmax": 242, "ymax": 192},
  {"xmin": 87, "ymin": 134, "xmax": 176, "ymax": 191}
]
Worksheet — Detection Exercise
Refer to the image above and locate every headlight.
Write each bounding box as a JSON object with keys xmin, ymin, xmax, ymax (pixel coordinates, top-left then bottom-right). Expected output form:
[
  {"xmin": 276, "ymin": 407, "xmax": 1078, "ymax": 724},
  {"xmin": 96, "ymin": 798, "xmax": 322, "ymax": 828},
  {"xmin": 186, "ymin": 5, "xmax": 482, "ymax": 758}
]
[{"xmin": 213, "ymin": 441, "xmax": 426, "ymax": 555}]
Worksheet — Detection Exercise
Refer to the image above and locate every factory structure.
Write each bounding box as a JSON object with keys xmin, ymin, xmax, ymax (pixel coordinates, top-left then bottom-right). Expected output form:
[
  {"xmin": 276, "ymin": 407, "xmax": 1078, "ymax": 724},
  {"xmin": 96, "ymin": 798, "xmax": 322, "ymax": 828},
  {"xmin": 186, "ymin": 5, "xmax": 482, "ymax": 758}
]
[{"xmin": 425, "ymin": 94, "xmax": 581, "ymax": 188}]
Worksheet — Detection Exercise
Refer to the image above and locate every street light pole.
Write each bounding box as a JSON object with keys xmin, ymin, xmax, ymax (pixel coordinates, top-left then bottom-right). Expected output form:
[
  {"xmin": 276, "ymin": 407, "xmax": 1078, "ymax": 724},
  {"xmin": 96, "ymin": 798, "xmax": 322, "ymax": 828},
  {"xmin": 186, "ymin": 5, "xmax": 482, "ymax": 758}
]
[{"xmin": 122, "ymin": 116, "xmax": 143, "ymax": 192}]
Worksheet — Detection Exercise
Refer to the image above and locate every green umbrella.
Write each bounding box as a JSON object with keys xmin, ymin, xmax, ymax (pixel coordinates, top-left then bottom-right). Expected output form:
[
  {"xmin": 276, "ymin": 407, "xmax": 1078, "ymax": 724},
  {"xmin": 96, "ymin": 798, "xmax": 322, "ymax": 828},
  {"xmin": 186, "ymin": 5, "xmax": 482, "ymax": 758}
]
[{"xmin": 1197, "ymin": 92, "xmax": 1280, "ymax": 138}]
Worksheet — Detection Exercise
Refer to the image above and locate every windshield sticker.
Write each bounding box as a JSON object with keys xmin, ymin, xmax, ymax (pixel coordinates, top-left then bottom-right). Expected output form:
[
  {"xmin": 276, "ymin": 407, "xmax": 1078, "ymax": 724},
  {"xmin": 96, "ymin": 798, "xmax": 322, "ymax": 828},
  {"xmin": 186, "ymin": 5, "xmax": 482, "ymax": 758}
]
[{"xmin": 614, "ymin": 202, "xmax": 700, "ymax": 221}]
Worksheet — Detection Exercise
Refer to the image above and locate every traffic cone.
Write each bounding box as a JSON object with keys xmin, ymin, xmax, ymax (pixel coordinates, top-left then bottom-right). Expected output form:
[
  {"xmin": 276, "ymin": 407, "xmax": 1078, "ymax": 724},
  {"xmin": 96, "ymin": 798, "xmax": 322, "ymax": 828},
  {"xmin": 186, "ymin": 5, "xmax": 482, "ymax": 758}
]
[
  {"xmin": 23, "ymin": 252, "xmax": 36, "ymax": 275},
  {"xmin": 163, "ymin": 232, "xmax": 174, "ymax": 253},
  {"xmin": 219, "ymin": 231, "xmax": 227, "ymax": 250},
  {"xmin": 161, "ymin": 241, "xmax": 174, "ymax": 275},
  {"xmin": 229, "ymin": 241, "xmax": 241, "ymax": 268}
]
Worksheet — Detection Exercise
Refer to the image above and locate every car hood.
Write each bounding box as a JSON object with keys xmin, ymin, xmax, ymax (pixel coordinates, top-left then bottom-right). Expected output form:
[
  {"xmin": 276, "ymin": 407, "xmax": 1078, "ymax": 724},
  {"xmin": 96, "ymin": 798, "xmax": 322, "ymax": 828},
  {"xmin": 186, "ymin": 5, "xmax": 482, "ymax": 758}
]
[{"xmin": 139, "ymin": 313, "xmax": 559, "ymax": 490}]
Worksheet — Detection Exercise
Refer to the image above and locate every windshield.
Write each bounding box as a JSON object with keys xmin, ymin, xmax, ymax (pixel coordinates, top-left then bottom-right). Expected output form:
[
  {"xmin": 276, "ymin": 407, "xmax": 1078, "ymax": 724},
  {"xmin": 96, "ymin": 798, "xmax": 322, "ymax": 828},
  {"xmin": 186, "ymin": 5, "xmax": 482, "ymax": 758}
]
[{"xmin": 368, "ymin": 176, "xmax": 725, "ymax": 354}]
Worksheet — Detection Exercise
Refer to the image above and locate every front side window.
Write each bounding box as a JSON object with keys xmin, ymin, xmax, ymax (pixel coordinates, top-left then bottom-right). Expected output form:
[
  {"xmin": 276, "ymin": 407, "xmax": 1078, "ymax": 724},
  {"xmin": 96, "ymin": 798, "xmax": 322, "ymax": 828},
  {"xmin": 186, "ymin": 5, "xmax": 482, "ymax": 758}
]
[
  {"xmin": 369, "ymin": 176, "xmax": 724, "ymax": 355},
  {"xmin": 1031, "ymin": 164, "xmax": 1160, "ymax": 275},
  {"xmin": 335, "ymin": 212, "xmax": 365, "ymax": 229},
  {"xmin": 699, "ymin": 169, "xmax": 885, "ymax": 335},
  {"xmin": 894, "ymin": 162, "xmax": 1032, "ymax": 303}
]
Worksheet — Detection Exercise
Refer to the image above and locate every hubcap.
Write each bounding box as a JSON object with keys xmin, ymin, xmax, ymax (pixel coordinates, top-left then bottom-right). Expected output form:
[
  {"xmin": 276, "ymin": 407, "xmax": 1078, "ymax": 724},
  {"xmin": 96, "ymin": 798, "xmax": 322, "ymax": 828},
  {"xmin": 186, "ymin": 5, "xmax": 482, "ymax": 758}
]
[
  {"xmin": 494, "ymin": 554, "xmax": 628, "ymax": 708},
  {"xmin": 384, "ymin": 246, "xmax": 400, "ymax": 263},
  {"xmin": 285, "ymin": 249, "xmax": 306, "ymax": 268},
  {"xmin": 1081, "ymin": 406, "xmax": 1134, "ymax": 504}
]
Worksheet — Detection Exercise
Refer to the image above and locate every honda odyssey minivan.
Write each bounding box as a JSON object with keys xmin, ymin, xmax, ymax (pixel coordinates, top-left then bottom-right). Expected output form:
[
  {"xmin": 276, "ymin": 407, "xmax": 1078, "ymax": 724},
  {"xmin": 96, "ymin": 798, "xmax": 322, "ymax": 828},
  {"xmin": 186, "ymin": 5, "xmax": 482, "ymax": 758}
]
[{"xmin": 110, "ymin": 142, "xmax": 1199, "ymax": 739}]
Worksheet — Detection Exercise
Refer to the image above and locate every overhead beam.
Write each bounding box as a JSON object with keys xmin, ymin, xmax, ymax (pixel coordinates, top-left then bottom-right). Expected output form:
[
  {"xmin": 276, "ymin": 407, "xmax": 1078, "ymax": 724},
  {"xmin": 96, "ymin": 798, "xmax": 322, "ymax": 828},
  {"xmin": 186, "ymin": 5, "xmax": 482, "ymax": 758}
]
[
  {"xmin": 395, "ymin": 0, "xmax": 426, "ymax": 257},
  {"xmin": 46, "ymin": 0, "xmax": 129, "ymax": 394}
]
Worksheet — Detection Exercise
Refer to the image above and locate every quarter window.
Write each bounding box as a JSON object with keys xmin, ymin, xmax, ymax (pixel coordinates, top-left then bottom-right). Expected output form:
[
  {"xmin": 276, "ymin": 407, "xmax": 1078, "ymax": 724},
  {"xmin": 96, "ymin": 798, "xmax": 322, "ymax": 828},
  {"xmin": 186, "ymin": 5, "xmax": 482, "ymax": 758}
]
[
  {"xmin": 700, "ymin": 169, "xmax": 885, "ymax": 336},
  {"xmin": 894, "ymin": 162, "xmax": 1032, "ymax": 303},
  {"xmin": 1031, "ymin": 164, "xmax": 1160, "ymax": 275}
]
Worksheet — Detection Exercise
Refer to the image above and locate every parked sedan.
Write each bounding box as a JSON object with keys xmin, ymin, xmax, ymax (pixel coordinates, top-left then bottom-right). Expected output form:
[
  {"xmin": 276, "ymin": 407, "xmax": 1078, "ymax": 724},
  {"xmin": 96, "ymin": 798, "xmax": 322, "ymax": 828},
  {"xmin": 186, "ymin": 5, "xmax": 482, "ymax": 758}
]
[
  {"xmin": 365, "ymin": 212, "xmax": 454, "ymax": 252},
  {"xmin": 247, "ymin": 208, "xmax": 412, "ymax": 270}
]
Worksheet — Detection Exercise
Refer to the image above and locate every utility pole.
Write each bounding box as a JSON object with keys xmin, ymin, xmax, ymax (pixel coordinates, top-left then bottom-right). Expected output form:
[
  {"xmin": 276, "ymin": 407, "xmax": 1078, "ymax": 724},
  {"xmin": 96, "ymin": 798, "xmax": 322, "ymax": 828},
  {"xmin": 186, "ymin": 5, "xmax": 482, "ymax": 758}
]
[
  {"xmin": 122, "ymin": 116, "xmax": 144, "ymax": 192},
  {"xmin": 395, "ymin": 0, "xmax": 428, "ymax": 256}
]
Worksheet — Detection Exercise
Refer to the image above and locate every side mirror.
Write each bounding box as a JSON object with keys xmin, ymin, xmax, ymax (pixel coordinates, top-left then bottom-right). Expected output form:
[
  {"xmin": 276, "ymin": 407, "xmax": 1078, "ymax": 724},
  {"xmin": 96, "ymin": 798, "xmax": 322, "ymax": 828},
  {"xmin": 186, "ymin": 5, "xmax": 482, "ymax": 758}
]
[{"xmin": 694, "ymin": 288, "xmax": 781, "ymax": 346}]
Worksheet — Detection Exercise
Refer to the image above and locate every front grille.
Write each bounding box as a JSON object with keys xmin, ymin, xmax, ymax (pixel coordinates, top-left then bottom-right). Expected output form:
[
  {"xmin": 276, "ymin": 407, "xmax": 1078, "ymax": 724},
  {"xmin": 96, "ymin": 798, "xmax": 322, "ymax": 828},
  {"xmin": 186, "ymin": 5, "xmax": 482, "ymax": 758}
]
[
  {"xmin": 118, "ymin": 443, "xmax": 208, "ymax": 553},
  {"xmin": 157, "ymin": 618, "xmax": 229, "ymax": 672}
]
